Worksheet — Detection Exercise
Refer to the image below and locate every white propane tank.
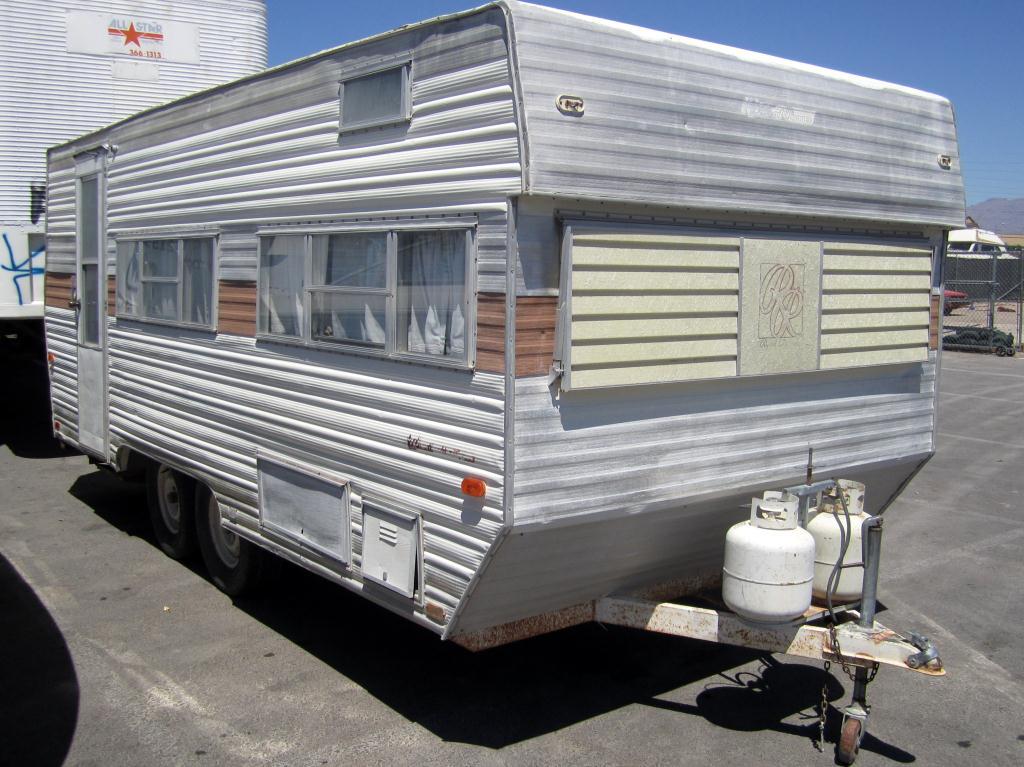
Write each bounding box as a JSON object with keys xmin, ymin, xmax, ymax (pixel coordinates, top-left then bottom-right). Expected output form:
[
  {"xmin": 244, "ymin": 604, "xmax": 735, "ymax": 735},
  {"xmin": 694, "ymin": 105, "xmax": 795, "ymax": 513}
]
[
  {"xmin": 808, "ymin": 480, "xmax": 868, "ymax": 604},
  {"xmin": 722, "ymin": 491, "xmax": 815, "ymax": 624}
]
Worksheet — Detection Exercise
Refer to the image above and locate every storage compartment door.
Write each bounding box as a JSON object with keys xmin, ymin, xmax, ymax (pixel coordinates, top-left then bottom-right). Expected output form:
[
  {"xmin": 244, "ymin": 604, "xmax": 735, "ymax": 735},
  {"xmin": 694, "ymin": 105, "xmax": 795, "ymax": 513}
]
[
  {"xmin": 361, "ymin": 506, "xmax": 418, "ymax": 598},
  {"xmin": 257, "ymin": 456, "xmax": 351, "ymax": 565}
]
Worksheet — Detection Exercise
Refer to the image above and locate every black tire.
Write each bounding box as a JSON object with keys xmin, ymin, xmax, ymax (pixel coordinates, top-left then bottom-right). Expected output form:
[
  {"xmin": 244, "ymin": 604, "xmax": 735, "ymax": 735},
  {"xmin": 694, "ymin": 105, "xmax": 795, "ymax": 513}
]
[
  {"xmin": 146, "ymin": 463, "xmax": 197, "ymax": 560},
  {"xmin": 195, "ymin": 484, "xmax": 265, "ymax": 597}
]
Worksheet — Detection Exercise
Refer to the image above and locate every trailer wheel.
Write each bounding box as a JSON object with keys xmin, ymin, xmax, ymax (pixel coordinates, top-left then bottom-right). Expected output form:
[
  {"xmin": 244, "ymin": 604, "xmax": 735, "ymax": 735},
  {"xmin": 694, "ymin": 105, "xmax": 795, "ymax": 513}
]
[
  {"xmin": 146, "ymin": 464, "xmax": 197, "ymax": 560},
  {"xmin": 837, "ymin": 717, "xmax": 863, "ymax": 765},
  {"xmin": 195, "ymin": 484, "xmax": 264, "ymax": 597}
]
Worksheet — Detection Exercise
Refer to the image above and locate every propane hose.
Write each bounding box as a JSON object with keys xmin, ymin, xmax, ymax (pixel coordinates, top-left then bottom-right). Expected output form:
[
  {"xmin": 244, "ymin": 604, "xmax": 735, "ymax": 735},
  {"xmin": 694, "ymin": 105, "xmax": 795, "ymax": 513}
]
[{"xmin": 824, "ymin": 479, "xmax": 853, "ymax": 626}]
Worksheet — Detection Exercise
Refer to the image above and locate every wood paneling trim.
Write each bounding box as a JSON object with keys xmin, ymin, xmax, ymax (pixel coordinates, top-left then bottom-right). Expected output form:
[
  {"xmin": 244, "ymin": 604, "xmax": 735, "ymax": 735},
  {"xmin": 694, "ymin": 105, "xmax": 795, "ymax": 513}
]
[
  {"xmin": 219, "ymin": 280, "xmax": 257, "ymax": 337},
  {"xmin": 476, "ymin": 293, "xmax": 505, "ymax": 374},
  {"xmin": 45, "ymin": 272, "xmax": 74, "ymax": 309},
  {"xmin": 476, "ymin": 294, "xmax": 558, "ymax": 377},
  {"xmin": 107, "ymin": 276, "xmax": 116, "ymax": 317},
  {"xmin": 929, "ymin": 294, "xmax": 940, "ymax": 351},
  {"xmin": 515, "ymin": 296, "xmax": 557, "ymax": 377}
]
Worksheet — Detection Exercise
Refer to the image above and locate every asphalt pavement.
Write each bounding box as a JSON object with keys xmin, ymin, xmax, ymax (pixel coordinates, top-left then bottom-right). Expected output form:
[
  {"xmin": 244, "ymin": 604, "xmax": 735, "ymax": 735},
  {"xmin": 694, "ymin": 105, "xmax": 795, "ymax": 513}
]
[{"xmin": 2, "ymin": 348, "xmax": 1023, "ymax": 766}]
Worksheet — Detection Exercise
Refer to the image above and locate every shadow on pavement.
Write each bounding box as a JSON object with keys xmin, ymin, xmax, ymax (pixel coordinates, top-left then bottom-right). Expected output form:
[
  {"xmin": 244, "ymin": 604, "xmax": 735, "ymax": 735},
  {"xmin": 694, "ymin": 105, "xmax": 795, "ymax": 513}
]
[
  {"xmin": 234, "ymin": 561, "xmax": 873, "ymax": 754},
  {"xmin": 0, "ymin": 552, "xmax": 80, "ymax": 767},
  {"xmin": 66, "ymin": 467, "xmax": 917, "ymax": 760},
  {"xmin": 0, "ymin": 334, "xmax": 66, "ymax": 459}
]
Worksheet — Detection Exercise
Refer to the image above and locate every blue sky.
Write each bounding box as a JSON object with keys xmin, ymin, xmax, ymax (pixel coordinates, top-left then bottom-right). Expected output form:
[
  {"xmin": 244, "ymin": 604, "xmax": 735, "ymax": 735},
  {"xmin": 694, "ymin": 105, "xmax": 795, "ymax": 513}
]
[{"xmin": 267, "ymin": 0, "xmax": 1024, "ymax": 207}]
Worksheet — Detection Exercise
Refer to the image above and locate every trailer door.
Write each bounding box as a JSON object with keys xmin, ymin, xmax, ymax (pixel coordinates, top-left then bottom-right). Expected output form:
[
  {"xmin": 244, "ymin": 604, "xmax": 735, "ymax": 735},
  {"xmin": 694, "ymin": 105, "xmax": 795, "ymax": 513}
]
[{"xmin": 75, "ymin": 162, "xmax": 107, "ymax": 458}]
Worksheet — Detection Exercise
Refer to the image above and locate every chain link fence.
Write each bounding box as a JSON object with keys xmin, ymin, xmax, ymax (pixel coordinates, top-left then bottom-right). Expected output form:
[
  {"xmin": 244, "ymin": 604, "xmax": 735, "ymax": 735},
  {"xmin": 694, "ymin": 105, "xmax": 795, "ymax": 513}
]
[{"xmin": 942, "ymin": 246, "xmax": 1023, "ymax": 356}]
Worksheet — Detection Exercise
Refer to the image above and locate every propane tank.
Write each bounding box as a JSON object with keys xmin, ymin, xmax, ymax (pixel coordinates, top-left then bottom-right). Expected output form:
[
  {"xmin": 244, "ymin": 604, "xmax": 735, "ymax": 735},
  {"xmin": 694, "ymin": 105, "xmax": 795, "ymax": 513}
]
[
  {"xmin": 808, "ymin": 480, "xmax": 868, "ymax": 604},
  {"xmin": 722, "ymin": 491, "xmax": 815, "ymax": 624}
]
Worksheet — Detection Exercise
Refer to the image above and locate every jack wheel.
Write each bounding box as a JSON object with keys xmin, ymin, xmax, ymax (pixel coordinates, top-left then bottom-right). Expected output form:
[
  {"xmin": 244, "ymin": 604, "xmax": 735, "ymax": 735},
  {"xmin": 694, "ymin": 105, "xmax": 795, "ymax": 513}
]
[{"xmin": 837, "ymin": 717, "xmax": 863, "ymax": 765}]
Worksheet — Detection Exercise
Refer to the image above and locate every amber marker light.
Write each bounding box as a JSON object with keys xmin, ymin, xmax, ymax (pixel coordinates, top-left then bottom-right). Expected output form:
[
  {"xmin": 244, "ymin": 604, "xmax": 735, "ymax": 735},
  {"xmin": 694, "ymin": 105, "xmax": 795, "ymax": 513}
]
[{"xmin": 461, "ymin": 477, "xmax": 487, "ymax": 498}]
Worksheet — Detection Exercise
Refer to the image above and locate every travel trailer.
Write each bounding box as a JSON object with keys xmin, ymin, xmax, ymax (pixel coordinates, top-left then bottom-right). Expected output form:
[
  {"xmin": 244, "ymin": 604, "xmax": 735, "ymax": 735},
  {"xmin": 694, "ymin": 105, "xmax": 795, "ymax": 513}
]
[
  {"xmin": 44, "ymin": 1, "xmax": 963, "ymax": 652},
  {"xmin": 0, "ymin": 0, "xmax": 267, "ymax": 346}
]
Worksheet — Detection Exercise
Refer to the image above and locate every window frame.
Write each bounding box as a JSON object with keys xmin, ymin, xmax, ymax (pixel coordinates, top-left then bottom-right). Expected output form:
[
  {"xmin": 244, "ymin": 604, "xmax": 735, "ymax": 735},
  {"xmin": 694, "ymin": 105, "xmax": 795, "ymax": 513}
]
[
  {"xmin": 115, "ymin": 233, "xmax": 219, "ymax": 331},
  {"xmin": 338, "ymin": 61, "xmax": 412, "ymax": 134},
  {"xmin": 256, "ymin": 222, "xmax": 477, "ymax": 370}
]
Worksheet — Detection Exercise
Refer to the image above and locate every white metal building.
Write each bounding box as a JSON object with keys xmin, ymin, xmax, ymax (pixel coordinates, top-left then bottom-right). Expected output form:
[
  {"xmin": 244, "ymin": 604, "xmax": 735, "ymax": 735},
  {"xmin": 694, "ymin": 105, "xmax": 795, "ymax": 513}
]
[{"xmin": 0, "ymin": 0, "xmax": 267, "ymax": 322}]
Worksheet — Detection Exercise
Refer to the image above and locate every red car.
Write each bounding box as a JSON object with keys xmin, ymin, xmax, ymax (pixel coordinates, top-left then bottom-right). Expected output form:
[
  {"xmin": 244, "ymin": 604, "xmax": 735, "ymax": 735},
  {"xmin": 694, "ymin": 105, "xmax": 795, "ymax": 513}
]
[{"xmin": 943, "ymin": 289, "xmax": 970, "ymax": 315}]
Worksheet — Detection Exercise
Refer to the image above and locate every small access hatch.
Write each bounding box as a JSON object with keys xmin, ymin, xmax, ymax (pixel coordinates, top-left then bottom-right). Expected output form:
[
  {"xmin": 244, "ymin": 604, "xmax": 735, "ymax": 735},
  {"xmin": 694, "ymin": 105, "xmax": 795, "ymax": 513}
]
[{"xmin": 362, "ymin": 505, "xmax": 418, "ymax": 598}]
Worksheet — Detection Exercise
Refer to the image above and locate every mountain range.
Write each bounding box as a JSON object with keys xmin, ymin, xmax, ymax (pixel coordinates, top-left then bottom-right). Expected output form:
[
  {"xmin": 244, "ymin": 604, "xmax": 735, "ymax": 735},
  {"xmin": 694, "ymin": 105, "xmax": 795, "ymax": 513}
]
[{"xmin": 967, "ymin": 198, "xmax": 1024, "ymax": 233}]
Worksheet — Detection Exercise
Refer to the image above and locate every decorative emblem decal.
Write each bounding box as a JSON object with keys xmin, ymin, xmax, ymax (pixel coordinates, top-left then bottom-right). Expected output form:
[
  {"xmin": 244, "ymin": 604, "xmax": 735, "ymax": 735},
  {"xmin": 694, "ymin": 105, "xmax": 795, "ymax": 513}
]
[{"xmin": 759, "ymin": 263, "xmax": 805, "ymax": 339}]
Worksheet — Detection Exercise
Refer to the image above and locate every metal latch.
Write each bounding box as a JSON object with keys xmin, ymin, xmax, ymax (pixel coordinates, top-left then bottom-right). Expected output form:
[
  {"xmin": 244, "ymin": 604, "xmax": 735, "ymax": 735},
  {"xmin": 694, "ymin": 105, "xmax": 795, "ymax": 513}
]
[{"xmin": 906, "ymin": 632, "xmax": 940, "ymax": 669}]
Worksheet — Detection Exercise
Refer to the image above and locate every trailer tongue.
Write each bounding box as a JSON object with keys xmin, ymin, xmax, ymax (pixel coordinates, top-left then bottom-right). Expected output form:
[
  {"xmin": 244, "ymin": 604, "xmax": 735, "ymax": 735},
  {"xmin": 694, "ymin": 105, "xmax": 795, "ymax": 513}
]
[{"xmin": 596, "ymin": 479, "xmax": 943, "ymax": 766}]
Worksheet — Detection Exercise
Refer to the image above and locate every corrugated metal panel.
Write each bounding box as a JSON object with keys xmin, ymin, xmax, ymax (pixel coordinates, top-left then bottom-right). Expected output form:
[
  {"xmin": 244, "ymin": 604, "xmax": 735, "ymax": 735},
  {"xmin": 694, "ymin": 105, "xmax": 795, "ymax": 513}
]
[
  {"xmin": 0, "ymin": 0, "xmax": 267, "ymax": 226},
  {"xmin": 46, "ymin": 9, "xmax": 519, "ymax": 629},
  {"xmin": 507, "ymin": 1, "xmax": 965, "ymax": 227},
  {"xmin": 45, "ymin": 309, "xmax": 80, "ymax": 433},
  {"xmin": 510, "ymin": 353, "xmax": 935, "ymax": 521},
  {"xmin": 106, "ymin": 329, "xmax": 506, "ymax": 614},
  {"xmin": 455, "ymin": 456, "xmax": 922, "ymax": 633},
  {"xmin": 453, "ymin": 359, "xmax": 935, "ymax": 629},
  {"xmin": 820, "ymin": 242, "xmax": 931, "ymax": 368},
  {"xmin": 566, "ymin": 229, "xmax": 739, "ymax": 388}
]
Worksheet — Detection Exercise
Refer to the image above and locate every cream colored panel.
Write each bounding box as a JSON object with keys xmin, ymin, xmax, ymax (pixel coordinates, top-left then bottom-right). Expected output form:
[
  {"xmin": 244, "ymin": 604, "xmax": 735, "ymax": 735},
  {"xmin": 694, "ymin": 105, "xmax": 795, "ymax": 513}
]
[
  {"xmin": 573, "ymin": 233, "xmax": 741, "ymax": 248},
  {"xmin": 821, "ymin": 328, "xmax": 929, "ymax": 351},
  {"xmin": 818, "ymin": 241, "xmax": 932, "ymax": 369},
  {"xmin": 574, "ymin": 246, "xmax": 741, "ymax": 270},
  {"xmin": 824, "ymin": 254, "xmax": 932, "ymax": 273},
  {"xmin": 567, "ymin": 228, "xmax": 740, "ymax": 390},
  {"xmin": 573, "ymin": 270, "xmax": 738, "ymax": 292},
  {"xmin": 573, "ymin": 293, "xmax": 739, "ymax": 316},
  {"xmin": 574, "ymin": 338, "xmax": 737, "ymax": 365},
  {"xmin": 738, "ymin": 238, "xmax": 822, "ymax": 376},
  {"xmin": 573, "ymin": 315, "xmax": 738, "ymax": 341},
  {"xmin": 571, "ymin": 359, "xmax": 738, "ymax": 388},
  {"xmin": 820, "ymin": 346, "xmax": 929, "ymax": 368},
  {"xmin": 822, "ymin": 293, "xmax": 930, "ymax": 311},
  {"xmin": 824, "ymin": 243, "xmax": 933, "ymax": 256},
  {"xmin": 821, "ymin": 312, "xmax": 928, "ymax": 331},
  {"xmin": 823, "ymin": 273, "xmax": 931, "ymax": 291}
]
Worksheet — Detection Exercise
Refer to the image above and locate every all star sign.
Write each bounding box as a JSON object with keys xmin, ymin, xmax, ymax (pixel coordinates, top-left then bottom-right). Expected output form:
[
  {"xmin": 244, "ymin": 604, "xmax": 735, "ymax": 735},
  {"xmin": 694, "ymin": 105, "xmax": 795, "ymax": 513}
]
[{"xmin": 66, "ymin": 10, "xmax": 201, "ymax": 64}]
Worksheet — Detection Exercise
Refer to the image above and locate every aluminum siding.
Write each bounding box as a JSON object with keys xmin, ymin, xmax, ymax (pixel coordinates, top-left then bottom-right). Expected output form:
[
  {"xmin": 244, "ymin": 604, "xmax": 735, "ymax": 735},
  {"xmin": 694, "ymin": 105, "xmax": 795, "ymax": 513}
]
[
  {"xmin": 45, "ymin": 9, "xmax": 520, "ymax": 626},
  {"xmin": 450, "ymin": 361, "xmax": 934, "ymax": 632},
  {"xmin": 506, "ymin": 1, "xmax": 965, "ymax": 228}
]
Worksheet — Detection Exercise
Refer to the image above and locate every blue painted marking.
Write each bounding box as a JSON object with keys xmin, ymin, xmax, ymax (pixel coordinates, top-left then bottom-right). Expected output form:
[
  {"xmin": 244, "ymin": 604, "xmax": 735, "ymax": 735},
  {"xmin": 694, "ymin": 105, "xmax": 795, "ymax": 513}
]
[{"xmin": 1, "ymin": 232, "xmax": 45, "ymax": 305}]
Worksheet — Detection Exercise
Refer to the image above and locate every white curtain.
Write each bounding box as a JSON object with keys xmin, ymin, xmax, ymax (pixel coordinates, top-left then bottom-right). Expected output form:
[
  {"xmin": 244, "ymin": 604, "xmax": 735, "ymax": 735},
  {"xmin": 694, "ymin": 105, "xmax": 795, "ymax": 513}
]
[
  {"xmin": 183, "ymin": 239, "xmax": 213, "ymax": 325},
  {"xmin": 260, "ymin": 236, "xmax": 304, "ymax": 337},
  {"xmin": 117, "ymin": 241, "xmax": 141, "ymax": 316},
  {"xmin": 399, "ymin": 231, "xmax": 465, "ymax": 358}
]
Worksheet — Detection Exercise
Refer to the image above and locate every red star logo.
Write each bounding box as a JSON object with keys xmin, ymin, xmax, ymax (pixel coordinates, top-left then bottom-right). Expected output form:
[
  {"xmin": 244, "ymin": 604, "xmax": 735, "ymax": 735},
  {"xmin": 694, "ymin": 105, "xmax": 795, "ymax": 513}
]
[{"xmin": 119, "ymin": 22, "xmax": 143, "ymax": 47}]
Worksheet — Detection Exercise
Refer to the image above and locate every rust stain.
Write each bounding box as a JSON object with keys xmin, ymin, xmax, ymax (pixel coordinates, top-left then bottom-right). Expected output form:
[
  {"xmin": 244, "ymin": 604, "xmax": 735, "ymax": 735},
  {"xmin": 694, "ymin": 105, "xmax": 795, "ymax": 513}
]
[
  {"xmin": 452, "ymin": 603, "xmax": 595, "ymax": 651},
  {"xmin": 406, "ymin": 435, "xmax": 477, "ymax": 464}
]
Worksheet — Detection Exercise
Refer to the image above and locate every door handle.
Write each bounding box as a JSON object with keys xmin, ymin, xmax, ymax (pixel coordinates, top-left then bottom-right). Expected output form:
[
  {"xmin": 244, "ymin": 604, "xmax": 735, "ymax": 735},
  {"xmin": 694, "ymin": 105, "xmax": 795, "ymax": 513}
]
[{"xmin": 68, "ymin": 294, "xmax": 80, "ymax": 310}]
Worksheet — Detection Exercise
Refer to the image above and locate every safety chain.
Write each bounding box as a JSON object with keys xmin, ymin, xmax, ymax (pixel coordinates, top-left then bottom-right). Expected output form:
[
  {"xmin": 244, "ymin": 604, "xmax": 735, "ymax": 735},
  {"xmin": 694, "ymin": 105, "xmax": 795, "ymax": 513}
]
[
  {"xmin": 828, "ymin": 621, "xmax": 880, "ymax": 684},
  {"xmin": 816, "ymin": 660, "xmax": 830, "ymax": 752}
]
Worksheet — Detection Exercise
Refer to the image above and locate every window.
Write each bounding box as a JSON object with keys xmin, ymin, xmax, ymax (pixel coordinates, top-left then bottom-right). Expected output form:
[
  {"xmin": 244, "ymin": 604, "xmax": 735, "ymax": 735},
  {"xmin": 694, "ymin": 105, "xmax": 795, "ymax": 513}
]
[
  {"xmin": 397, "ymin": 230, "xmax": 466, "ymax": 358},
  {"xmin": 339, "ymin": 64, "xmax": 410, "ymax": 132},
  {"xmin": 117, "ymin": 237, "xmax": 215, "ymax": 327},
  {"xmin": 258, "ymin": 227, "xmax": 473, "ymax": 367}
]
